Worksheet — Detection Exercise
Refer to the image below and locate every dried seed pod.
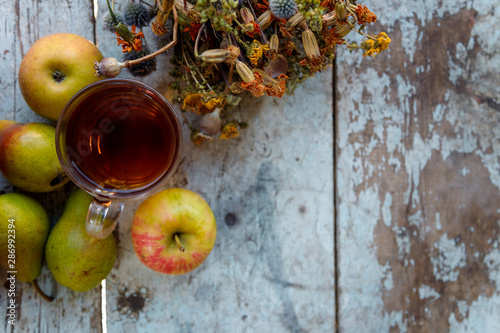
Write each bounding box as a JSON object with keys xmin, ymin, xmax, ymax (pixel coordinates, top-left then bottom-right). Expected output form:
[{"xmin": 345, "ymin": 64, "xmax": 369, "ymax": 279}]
[
  {"xmin": 335, "ymin": 2, "xmax": 347, "ymax": 22},
  {"xmin": 286, "ymin": 12, "xmax": 305, "ymax": 29},
  {"xmin": 322, "ymin": 12, "xmax": 338, "ymax": 27},
  {"xmin": 257, "ymin": 10, "xmax": 272, "ymax": 30},
  {"xmin": 269, "ymin": 34, "xmax": 279, "ymax": 54},
  {"xmin": 302, "ymin": 29, "xmax": 320, "ymax": 60},
  {"xmin": 333, "ymin": 21, "xmax": 355, "ymax": 38},
  {"xmin": 199, "ymin": 49, "xmax": 232, "ymax": 63},
  {"xmin": 200, "ymin": 108, "xmax": 223, "ymax": 136},
  {"xmin": 235, "ymin": 60, "xmax": 255, "ymax": 84},
  {"xmin": 264, "ymin": 54, "xmax": 288, "ymax": 78},
  {"xmin": 94, "ymin": 57, "xmax": 124, "ymax": 78},
  {"xmin": 240, "ymin": 7, "xmax": 253, "ymax": 24}
]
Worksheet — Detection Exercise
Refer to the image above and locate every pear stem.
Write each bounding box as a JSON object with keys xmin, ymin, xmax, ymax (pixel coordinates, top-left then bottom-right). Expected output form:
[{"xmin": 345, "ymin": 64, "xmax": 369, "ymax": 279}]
[
  {"xmin": 31, "ymin": 279, "xmax": 54, "ymax": 302},
  {"xmin": 174, "ymin": 234, "xmax": 185, "ymax": 252}
]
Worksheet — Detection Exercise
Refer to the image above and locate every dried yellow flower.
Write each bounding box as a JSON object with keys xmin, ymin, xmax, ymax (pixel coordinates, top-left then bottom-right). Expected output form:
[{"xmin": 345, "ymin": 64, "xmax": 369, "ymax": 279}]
[
  {"xmin": 220, "ymin": 121, "xmax": 240, "ymax": 140},
  {"xmin": 363, "ymin": 32, "xmax": 391, "ymax": 57},
  {"xmin": 248, "ymin": 40, "xmax": 270, "ymax": 66}
]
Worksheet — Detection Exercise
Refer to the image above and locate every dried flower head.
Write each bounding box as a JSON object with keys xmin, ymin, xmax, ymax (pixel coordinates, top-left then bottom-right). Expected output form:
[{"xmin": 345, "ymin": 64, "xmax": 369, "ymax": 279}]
[
  {"xmin": 115, "ymin": 24, "xmax": 145, "ymax": 52},
  {"xmin": 103, "ymin": 12, "xmax": 124, "ymax": 32},
  {"xmin": 183, "ymin": 93, "xmax": 226, "ymax": 114},
  {"xmin": 123, "ymin": 46, "xmax": 156, "ymax": 77},
  {"xmin": 269, "ymin": 0, "xmax": 297, "ymax": 19},
  {"xmin": 248, "ymin": 40, "xmax": 270, "ymax": 66},
  {"xmin": 254, "ymin": 69, "xmax": 288, "ymax": 97},
  {"xmin": 363, "ymin": 32, "xmax": 391, "ymax": 57},
  {"xmin": 355, "ymin": 5, "xmax": 377, "ymax": 25},
  {"xmin": 124, "ymin": 2, "xmax": 152, "ymax": 27},
  {"xmin": 220, "ymin": 121, "xmax": 240, "ymax": 140},
  {"xmin": 191, "ymin": 129, "xmax": 211, "ymax": 145}
]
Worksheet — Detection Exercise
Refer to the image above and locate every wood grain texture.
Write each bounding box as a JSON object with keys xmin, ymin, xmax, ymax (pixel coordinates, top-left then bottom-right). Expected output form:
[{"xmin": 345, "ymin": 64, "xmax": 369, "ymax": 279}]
[
  {"xmin": 0, "ymin": 1, "xmax": 103, "ymax": 332},
  {"xmin": 336, "ymin": 0, "xmax": 500, "ymax": 332},
  {"xmin": 95, "ymin": 1, "xmax": 335, "ymax": 331}
]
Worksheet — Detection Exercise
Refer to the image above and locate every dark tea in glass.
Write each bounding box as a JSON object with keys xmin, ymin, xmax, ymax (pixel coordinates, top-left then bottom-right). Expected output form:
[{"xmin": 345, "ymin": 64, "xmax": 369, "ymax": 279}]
[{"xmin": 56, "ymin": 78, "xmax": 182, "ymax": 238}]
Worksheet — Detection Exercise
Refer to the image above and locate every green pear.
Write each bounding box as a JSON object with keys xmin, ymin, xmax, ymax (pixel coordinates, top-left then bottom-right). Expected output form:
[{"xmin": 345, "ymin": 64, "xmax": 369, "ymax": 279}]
[
  {"xmin": 0, "ymin": 192, "xmax": 50, "ymax": 282},
  {"xmin": 0, "ymin": 120, "xmax": 69, "ymax": 192},
  {"xmin": 45, "ymin": 189, "xmax": 117, "ymax": 292}
]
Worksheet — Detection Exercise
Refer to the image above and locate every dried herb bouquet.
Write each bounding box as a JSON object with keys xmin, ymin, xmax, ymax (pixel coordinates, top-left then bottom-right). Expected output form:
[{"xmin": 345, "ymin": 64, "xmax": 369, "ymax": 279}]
[{"xmin": 95, "ymin": 0, "xmax": 390, "ymax": 144}]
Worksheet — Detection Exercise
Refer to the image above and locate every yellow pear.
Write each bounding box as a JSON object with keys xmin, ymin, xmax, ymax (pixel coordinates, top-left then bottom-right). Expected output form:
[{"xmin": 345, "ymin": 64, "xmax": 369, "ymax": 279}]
[
  {"xmin": 45, "ymin": 189, "xmax": 117, "ymax": 292},
  {"xmin": 0, "ymin": 193, "xmax": 50, "ymax": 282}
]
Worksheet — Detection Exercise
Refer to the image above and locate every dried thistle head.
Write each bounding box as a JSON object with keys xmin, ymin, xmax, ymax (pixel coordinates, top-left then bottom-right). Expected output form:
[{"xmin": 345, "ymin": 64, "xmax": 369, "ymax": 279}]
[
  {"xmin": 123, "ymin": 2, "xmax": 152, "ymax": 27},
  {"xmin": 269, "ymin": 0, "xmax": 297, "ymax": 19}
]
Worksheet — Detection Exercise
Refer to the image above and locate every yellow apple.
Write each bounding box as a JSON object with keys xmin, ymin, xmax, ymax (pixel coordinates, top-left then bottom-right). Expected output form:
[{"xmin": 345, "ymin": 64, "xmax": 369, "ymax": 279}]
[{"xmin": 18, "ymin": 33, "xmax": 103, "ymax": 121}]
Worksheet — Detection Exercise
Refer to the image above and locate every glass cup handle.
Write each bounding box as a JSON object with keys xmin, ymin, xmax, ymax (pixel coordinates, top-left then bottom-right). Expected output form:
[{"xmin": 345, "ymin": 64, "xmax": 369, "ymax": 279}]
[{"xmin": 86, "ymin": 199, "xmax": 124, "ymax": 239}]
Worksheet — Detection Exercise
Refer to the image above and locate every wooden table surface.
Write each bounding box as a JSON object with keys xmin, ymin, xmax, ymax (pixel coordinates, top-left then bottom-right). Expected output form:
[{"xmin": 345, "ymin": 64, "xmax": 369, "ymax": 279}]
[{"xmin": 1, "ymin": 0, "xmax": 499, "ymax": 332}]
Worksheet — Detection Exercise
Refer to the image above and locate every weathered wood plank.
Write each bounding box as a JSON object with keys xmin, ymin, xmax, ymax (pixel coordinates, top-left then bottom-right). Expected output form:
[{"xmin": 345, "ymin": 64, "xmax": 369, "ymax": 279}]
[
  {"xmin": 0, "ymin": 1, "xmax": 103, "ymax": 332},
  {"xmin": 95, "ymin": 1, "xmax": 335, "ymax": 331},
  {"xmin": 336, "ymin": 0, "xmax": 500, "ymax": 331}
]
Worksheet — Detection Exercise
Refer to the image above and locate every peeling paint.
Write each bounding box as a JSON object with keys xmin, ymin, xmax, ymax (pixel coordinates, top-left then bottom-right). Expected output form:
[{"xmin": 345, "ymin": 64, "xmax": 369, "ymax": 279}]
[
  {"xmin": 418, "ymin": 285, "xmax": 440, "ymax": 300},
  {"xmin": 337, "ymin": 0, "xmax": 500, "ymax": 331},
  {"xmin": 431, "ymin": 233, "xmax": 467, "ymax": 282},
  {"xmin": 382, "ymin": 193, "xmax": 393, "ymax": 227}
]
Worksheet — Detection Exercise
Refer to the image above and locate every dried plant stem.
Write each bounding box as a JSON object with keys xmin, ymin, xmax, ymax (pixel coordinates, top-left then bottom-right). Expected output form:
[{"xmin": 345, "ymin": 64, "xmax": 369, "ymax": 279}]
[
  {"xmin": 31, "ymin": 279, "xmax": 54, "ymax": 302},
  {"xmin": 194, "ymin": 23, "xmax": 205, "ymax": 58},
  {"xmin": 123, "ymin": 7, "xmax": 179, "ymax": 68}
]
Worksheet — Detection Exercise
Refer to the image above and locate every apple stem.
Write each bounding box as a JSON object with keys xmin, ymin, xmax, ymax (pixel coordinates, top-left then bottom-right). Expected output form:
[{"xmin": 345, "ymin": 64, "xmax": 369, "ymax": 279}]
[
  {"xmin": 174, "ymin": 233, "xmax": 185, "ymax": 252},
  {"xmin": 30, "ymin": 279, "xmax": 54, "ymax": 302}
]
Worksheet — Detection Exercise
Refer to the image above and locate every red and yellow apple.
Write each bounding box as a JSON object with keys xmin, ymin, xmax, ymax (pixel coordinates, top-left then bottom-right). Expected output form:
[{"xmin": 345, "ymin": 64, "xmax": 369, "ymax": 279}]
[
  {"xmin": 0, "ymin": 120, "xmax": 69, "ymax": 192},
  {"xmin": 131, "ymin": 188, "xmax": 217, "ymax": 275},
  {"xmin": 18, "ymin": 33, "xmax": 103, "ymax": 121}
]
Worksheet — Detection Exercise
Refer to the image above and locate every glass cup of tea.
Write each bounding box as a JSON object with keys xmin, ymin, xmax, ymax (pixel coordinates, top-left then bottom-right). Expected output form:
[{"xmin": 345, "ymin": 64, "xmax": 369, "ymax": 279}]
[{"xmin": 56, "ymin": 78, "xmax": 183, "ymax": 239}]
